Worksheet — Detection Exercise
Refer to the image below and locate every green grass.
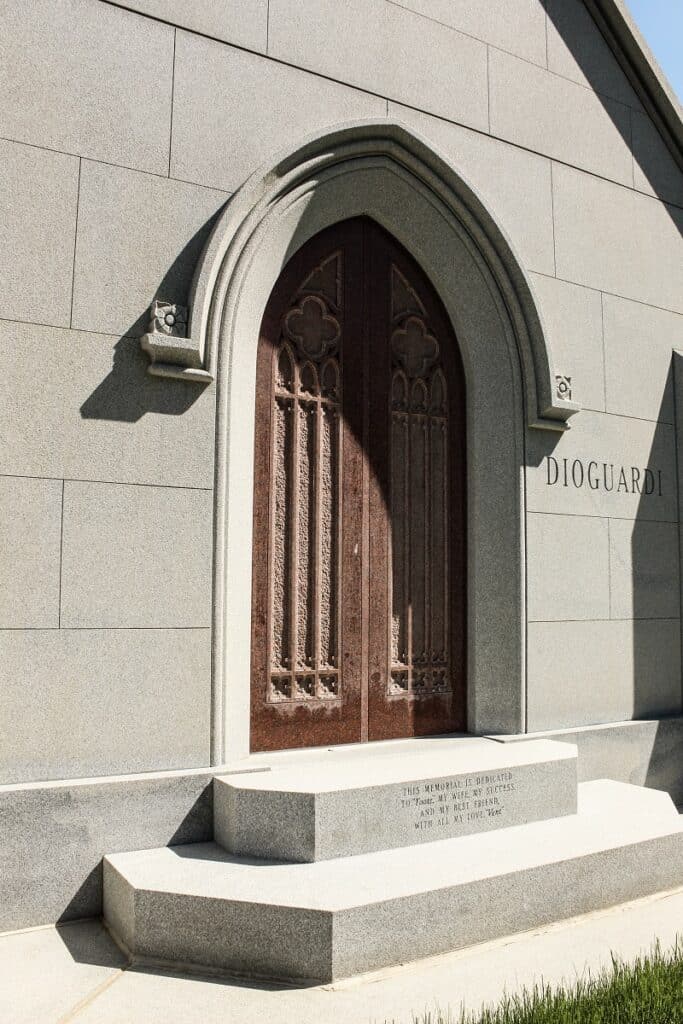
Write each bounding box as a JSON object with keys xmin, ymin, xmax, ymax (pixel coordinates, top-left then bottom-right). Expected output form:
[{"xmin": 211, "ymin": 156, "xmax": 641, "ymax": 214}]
[{"xmin": 402, "ymin": 940, "xmax": 683, "ymax": 1024}]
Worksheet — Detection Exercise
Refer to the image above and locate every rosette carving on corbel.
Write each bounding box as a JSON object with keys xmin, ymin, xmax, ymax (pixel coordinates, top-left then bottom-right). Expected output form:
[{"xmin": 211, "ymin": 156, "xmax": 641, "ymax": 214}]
[{"xmin": 140, "ymin": 301, "xmax": 213, "ymax": 382}]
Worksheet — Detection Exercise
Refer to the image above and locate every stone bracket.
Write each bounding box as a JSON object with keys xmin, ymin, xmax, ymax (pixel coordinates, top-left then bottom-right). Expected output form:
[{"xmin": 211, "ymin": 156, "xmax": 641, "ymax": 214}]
[{"xmin": 140, "ymin": 300, "xmax": 213, "ymax": 383}]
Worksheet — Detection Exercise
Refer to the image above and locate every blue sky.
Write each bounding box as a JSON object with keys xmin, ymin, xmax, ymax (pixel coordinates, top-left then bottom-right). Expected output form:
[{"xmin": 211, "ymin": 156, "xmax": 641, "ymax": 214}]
[{"xmin": 627, "ymin": 0, "xmax": 682, "ymax": 102}]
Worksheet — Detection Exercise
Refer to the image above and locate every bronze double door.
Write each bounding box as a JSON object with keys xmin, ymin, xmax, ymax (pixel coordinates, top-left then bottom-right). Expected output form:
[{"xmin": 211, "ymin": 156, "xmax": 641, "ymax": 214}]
[{"xmin": 250, "ymin": 218, "xmax": 466, "ymax": 752}]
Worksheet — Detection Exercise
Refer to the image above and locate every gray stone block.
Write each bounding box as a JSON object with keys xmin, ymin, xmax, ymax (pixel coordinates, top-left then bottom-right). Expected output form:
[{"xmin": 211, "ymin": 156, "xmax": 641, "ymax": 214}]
[
  {"xmin": 553, "ymin": 163, "xmax": 683, "ymax": 314},
  {"xmin": 0, "ymin": 0, "xmax": 174, "ymax": 174},
  {"xmin": 215, "ymin": 739, "xmax": 577, "ymax": 862},
  {"xmin": 388, "ymin": 0, "xmax": 547, "ymax": 67},
  {"xmin": 527, "ymin": 618, "xmax": 682, "ymax": 731},
  {"xmin": 603, "ymin": 293, "xmax": 681, "ymax": 424},
  {"xmin": 71, "ymin": 160, "xmax": 228, "ymax": 338},
  {"xmin": 267, "ymin": 0, "xmax": 488, "ymax": 130},
  {"xmin": 0, "ymin": 321, "xmax": 215, "ymax": 489},
  {"xmin": 495, "ymin": 717, "xmax": 683, "ymax": 806},
  {"xmin": 390, "ymin": 105, "xmax": 555, "ymax": 275},
  {"xmin": 526, "ymin": 513, "xmax": 610, "ymax": 622},
  {"xmin": 545, "ymin": 0, "xmax": 642, "ymax": 108},
  {"xmin": 104, "ymin": 781, "xmax": 683, "ymax": 982},
  {"xmin": 608, "ymin": 519, "xmax": 680, "ymax": 620},
  {"xmin": 60, "ymin": 481, "xmax": 212, "ymax": 629},
  {"xmin": 113, "ymin": 0, "xmax": 268, "ymax": 51},
  {"xmin": 0, "ymin": 476, "xmax": 62, "ymax": 628},
  {"xmin": 170, "ymin": 33, "xmax": 385, "ymax": 194},
  {"xmin": 0, "ymin": 768, "xmax": 216, "ymax": 931},
  {"xmin": 489, "ymin": 48, "xmax": 633, "ymax": 186},
  {"xmin": 526, "ymin": 409, "xmax": 676, "ymax": 522},
  {"xmin": 529, "ymin": 274, "xmax": 605, "ymax": 412},
  {"xmin": 0, "ymin": 138, "xmax": 79, "ymax": 328},
  {"xmin": 0, "ymin": 628, "xmax": 211, "ymax": 784},
  {"xmin": 632, "ymin": 111, "xmax": 683, "ymax": 207}
]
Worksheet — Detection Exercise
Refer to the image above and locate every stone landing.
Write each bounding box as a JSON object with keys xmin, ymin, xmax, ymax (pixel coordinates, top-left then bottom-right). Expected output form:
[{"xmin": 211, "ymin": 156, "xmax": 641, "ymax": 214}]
[
  {"xmin": 214, "ymin": 738, "xmax": 577, "ymax": 861},
  {"xmin": 104, "ymin": 780, "xmax": 683, "ymax": 983}
]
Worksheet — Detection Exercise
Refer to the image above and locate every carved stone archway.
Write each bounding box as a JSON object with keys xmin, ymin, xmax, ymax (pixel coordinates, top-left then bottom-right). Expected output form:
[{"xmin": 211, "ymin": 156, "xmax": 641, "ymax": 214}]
[{"xmin": 143, "ymin": 122, "xmax": 578, "ymax": 762}]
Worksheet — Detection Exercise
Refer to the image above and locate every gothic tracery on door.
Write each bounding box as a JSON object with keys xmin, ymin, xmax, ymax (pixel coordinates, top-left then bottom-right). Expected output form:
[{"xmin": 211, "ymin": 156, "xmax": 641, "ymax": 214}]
[{"xmin": 251, "ymin": 218, "xmax": 466, "ymax": 752}]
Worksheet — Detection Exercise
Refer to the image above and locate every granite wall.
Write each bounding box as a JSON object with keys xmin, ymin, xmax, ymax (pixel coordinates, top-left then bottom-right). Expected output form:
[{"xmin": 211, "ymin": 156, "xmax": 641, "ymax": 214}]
[{"xmin": 0, "ymin": 0, "xmax": 682, "ymax": 783}]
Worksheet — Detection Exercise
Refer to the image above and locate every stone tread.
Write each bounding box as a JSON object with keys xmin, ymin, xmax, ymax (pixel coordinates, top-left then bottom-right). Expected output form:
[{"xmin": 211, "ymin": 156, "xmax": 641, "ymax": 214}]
[
  {"xmin": 217, "ymin": 737, "xmax": 575, "ymax": 793},
  {"xmin": 106, "ymin": 780, "xmax": 682, "ymax": 912}
]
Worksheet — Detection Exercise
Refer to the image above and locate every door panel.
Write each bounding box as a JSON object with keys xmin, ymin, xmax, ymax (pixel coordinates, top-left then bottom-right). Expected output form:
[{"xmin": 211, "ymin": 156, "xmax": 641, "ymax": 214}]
[
  {"xmin": 366, "ymin": 234, "xmax": 467, "ymax": 741},
  {"xmin": 250, "ymin": 218, "xmax": 466, "ymax": 752}
]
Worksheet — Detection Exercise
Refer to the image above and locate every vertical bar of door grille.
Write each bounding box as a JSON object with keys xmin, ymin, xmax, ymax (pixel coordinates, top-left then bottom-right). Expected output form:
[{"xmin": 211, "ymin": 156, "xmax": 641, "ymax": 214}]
[
  {"xmin": 409, "ymin": 383, "xmax": 428, "ymax": 681},
  {"xmin": 320, "ymin": 398, "xmax": 338, "ymax": 672},
  {"xmin": 430, "ymin": 374, "xmax": 448, "ymax": 669},
  {"xmin": 288, "ymin": 364, "xmax": 300, "ymax": 693},
  {"xmin": 296, "ymin": 399, "xmax": 314, "ymax": 675},
  {"xmin": 272, "ymin": 393, "xmax": 294, "ymax": 687}
]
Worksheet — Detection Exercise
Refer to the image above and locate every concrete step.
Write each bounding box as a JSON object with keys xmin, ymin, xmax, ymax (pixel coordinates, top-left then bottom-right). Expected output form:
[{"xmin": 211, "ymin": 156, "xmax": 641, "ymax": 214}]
[
  {"xmin": 103, "ymin": 780, "xmax": 683, "ymax": 984},
  {"xmin": 214, "ymin": 737, "xmax": 578, "ymax": 861}
]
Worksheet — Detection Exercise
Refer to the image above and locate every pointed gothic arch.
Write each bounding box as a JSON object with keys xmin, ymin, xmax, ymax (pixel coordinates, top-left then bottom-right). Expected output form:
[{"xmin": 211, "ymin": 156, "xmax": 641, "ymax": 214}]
[{"xmin": 159, "ymin": 122, "xmax": 578, "ymax": 762}]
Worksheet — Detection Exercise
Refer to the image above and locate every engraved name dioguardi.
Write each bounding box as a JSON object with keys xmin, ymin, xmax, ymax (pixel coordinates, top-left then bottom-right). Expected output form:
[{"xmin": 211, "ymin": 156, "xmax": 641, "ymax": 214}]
[
  {"xmin": 400, "ymin": 771, "xmax": 516, "ymax": 831},
  {"xmin": 545, "ymin": 457, "xmax": 663, "ymax": 496}
]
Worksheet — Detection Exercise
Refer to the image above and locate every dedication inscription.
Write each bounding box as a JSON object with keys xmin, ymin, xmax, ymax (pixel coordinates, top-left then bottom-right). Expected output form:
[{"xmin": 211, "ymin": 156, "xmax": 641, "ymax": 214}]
[{"xmin": 400, "ymin": 771, "xmax": 516, "ymax": 833}]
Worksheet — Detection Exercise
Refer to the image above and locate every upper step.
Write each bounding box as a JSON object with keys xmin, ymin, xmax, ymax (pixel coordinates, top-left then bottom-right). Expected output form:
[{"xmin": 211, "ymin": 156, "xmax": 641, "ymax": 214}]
[
  {"xmin": 103, "ymin": 780, "xmax": 683, "ymax": 984},
  {"xmin": 214, "ymin": 737, "xmax": 577, "ymax": 861}
]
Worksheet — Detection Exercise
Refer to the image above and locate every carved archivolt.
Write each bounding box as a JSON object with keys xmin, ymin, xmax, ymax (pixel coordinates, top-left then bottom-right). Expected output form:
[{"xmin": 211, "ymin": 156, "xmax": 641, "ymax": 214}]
[{"xmin": 142, "ymin": 123, "xmax": 578, "ymax": 431}]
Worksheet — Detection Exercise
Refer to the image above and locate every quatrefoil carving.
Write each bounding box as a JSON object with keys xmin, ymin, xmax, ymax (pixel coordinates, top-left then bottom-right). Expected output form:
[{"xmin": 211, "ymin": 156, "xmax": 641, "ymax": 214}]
[
  {"xmin": 391, "ymin": 316, "xmax": 439, "ymax": 378},
  {"xmin": 284, "ymin": 295, "xmax": 340, "ymax": 362}
]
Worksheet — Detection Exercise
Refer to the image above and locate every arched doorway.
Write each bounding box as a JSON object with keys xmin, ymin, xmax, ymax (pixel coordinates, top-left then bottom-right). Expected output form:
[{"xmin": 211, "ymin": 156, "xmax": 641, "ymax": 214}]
[{"xmin": 250, "ymin": 217, "xmax": 466, "ymax": 752}]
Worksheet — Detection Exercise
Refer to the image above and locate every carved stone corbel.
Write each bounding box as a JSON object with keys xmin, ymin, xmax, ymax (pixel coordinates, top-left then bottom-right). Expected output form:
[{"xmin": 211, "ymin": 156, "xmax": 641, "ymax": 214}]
[{"xmin": 140, "ymin": 301, "xmax": 213, "ymax": 382}]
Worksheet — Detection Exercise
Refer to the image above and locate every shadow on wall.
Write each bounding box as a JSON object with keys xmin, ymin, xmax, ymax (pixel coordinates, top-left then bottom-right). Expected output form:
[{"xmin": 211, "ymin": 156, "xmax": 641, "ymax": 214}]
[
  {"xmin": 632, "ymin": 383, "xmax": 682, "ymax": 728},
  {"xmin": 525, "ymin": 378, "xmax": 682, "ymax": 734},
  {"xmin": 79, "ymin": 216, "xmax": 222, "ymax": 422},
  {"xmin": 544, "ymin": 0, "xmax": 682, "ymax": 227},
  {"xmin": 51, "ymin": 786, "xmax": 214, "ymax": 928}
]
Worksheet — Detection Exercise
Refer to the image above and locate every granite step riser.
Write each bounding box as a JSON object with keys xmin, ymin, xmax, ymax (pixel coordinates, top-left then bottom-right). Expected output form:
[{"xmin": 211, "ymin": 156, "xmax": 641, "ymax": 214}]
[
  {"xmin": 103, "ymin": 831, "xmax": 683, "ymax": 984},
  {"xmin": 215, "ymin": 753, "xmax": 578, "ymax": 862}
]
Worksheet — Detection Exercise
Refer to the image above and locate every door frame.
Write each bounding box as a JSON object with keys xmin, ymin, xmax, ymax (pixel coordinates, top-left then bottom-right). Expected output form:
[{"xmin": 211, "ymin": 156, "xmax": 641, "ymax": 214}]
[{"xmin": 185, "ymin": 122, "xmax": 576, "ymax": 763}]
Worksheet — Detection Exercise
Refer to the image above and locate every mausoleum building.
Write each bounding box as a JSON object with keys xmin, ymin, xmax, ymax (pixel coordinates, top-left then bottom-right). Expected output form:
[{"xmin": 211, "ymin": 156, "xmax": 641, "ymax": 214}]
[{"xmin": 2, "ymin": 0, "xmax": 683, "ymax": 981}]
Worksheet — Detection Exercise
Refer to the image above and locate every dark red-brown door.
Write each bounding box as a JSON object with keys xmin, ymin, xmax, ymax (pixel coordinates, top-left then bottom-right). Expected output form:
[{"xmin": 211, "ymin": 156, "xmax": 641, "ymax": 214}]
[{"xmin": 250, "ymin": 218, "xmax": 466, "ymax": 752}]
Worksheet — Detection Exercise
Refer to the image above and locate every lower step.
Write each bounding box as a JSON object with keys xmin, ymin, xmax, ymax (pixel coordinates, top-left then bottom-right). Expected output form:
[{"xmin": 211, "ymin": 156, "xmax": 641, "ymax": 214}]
[{"xmin": 103, "ymin": 781, "xmax": 683, "ymax": 984}]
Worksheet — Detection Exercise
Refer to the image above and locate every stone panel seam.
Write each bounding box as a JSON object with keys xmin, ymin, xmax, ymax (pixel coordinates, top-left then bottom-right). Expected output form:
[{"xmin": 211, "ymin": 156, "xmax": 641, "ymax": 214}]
[
  {"xmin": 628, "ymin": 106, "xmax": 636, "ymax": 189},
  {"xmin": 386, "ymin": 0, "xmax": 646, "ymax": 112},
  {"xmin": 0, "ymin": 314, "xmax": 119, "ymax": 340},
  {"xmin": 529, "ymin": 273, "xmax": 683, "ymax": 320},
  {"xmin": 526, "ymin": 509, "xmax": 677, "ymax": 525},
  {"xmin": 0, "ymin": 472, "xmax": 213, "ymax": 493},
  {"xmin": 606, "ymin": 517, "xmax": 612, "ymax": 619},
  {"xmin": 1, "ymin": 102, "xmax": 680, "ymax": 219},
  {"xmin": 600, "ymin": 291, "xmax": 608, "ymax": 411},
  {"xmin": 97, "ymin": 0, "xmax": 655, "ymax": 122},
  {"xmin": 168, "ymin": 29, "xmax": 177, "ymax": 178},
  {"xmin": 486, "ymin": 45, "xmax": 491, "ymax": 133},
  {"xmin": 549, "ymin": 161, "xmax": 558, "ymax": 276},
  {"xmin": 0, "ymin": 626, "xmax": 212, "ymax": 632},
  {"xmin": 0, "ymin": 134, "xmax": 232, "ymax": 196},
  {"xmin": 58, "ymin": 480, "xmax": 65, "ymax": 629},
  {"xmin": 266, "ymin": 0, "xmax": 270, "ymax": 54},
  {"xmin": 91, "ymin": 1, "xmax": 682, "ymax": 207},
  {"xmin": 528, "ymin": 616, "xmax": 680, "ymax": 624},
  {"xmin": 68, "ymin": 158, "xmax": 82, "ymax": 329},
  {"xmin": 543, "ymin": 0, "xmax": 549, "ymax": 69}
]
